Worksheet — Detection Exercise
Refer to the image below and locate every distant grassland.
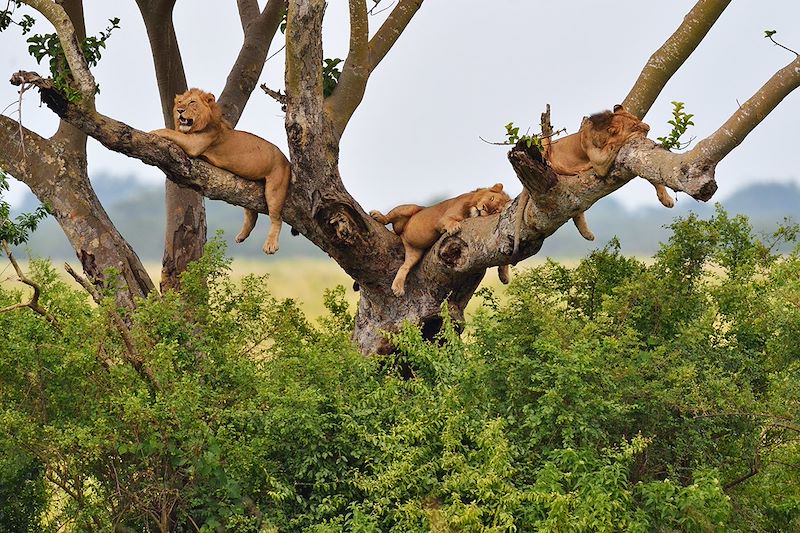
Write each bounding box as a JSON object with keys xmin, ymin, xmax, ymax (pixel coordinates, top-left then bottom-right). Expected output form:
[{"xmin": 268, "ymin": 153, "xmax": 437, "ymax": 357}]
[{"xmin": 2, "ymin": 257, "xmax": 556, "ymax": 320}]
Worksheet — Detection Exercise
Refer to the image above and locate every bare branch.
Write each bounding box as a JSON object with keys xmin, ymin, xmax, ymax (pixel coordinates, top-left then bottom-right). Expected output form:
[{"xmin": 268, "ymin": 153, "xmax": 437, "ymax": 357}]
[
  {"xmin": 219, "ymin": 0, "xmax": 286, "ymax": 124},
  {"xmin": 237, "ymin": 0, "xmax": 261, "ymax": 32},
  {"xmin": 1, "ymin": 241, "xmax": 60, "ymax": 329},
  {"xmin": 260, "ymin": 83, "xmax": 286, "ymax": 106},
  {"xmin": 325, "ymin": 0, "xmax": 423, "ymax": 136},
  {"xmin": 367, "ymin": 0, "xmax": 423, "ymax": 71},
  {"xmin": 622, "ymin": 0, "xmax": 731, "ymax": 118},
  {"xmin": 324, "ymin": 0, "xmax": 370, "ymax": 135},
  {"xmin": 64, "ymin": 262, "xmax": 160, "ymax": 390},
  {"xmin": 20, "ymin": 0, "xmax": 97, "ymax": 107},
  {"xmin": 689, "ymin": 54, "xmax": 800, "ymax": 163}
]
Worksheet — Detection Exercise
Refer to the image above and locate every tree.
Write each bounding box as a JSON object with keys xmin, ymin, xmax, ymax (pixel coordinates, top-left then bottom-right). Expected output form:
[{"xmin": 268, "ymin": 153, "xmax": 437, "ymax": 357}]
[{"xmin": 1, "ymin": 0, "xmax": 799, "ymax": 354}]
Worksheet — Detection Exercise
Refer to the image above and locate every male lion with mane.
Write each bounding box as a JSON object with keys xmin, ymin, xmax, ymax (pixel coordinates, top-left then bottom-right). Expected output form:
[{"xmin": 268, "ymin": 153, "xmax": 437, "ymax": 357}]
[
  {"xmin": 371, "ymin": 183, "xmax": 512, "ymax": 297},
  {"xmin": 151, "ymin": 88, "xmax": 291, "ymax": 254}
]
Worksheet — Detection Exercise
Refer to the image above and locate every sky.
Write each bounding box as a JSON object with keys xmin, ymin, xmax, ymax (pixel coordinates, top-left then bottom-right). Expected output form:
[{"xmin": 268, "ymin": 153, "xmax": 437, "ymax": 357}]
[{"xmin": 1, "ymin": 1, "xmax": 799, "ymax": 212}]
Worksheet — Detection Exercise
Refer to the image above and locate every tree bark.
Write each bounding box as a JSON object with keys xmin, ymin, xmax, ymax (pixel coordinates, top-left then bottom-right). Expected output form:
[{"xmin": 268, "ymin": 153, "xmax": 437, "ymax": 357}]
[
  {"xmin": 8, "ymin": 0, "xmax": 799, "ymax": 354},
  {"xmin": 0, "ymin": 111, "xmax": 154, "ymax": 308},
  {"xmin": 136, "ymin": 0, "xmax": 204, "ymax": 292},
  {"xmin": 4, "ymin": 2, "xmax": 154, "ymax": 308}
]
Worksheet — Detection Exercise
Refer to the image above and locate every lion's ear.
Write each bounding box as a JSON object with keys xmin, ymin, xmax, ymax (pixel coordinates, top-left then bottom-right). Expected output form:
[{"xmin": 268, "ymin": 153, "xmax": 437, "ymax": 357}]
[
  {"xmin": 613, "ymin": 104, "xmax": 625, "ymax": 113},
  {"xmin": 489, "ymin": 183, "xmax": 503, "ymax": 192},
  {"xmin": 204, "ymin": 93, "xmax": 216, "ymax": 104}
]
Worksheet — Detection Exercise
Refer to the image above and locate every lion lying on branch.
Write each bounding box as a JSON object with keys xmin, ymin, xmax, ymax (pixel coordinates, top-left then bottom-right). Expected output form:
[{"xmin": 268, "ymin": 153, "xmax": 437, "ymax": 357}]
[
  {"xmin": 371, "ymin": 184, "xmax": 512, "ymax": 297},
  {"xmin": 515, "ymin": 105, "xmax": 668, "ymax": 252},
  {"xmin": 151, "ymin": 88, "xmax": 291, "ymax": 254}
]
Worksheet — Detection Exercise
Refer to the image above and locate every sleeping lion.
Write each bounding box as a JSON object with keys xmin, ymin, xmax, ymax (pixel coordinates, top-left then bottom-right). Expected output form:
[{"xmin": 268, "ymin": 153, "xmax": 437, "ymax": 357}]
[
  {"xmin": 151, "ymin": 88, "xmax": 291, "ymax": 254},
  {"xmin": 371, "ymin": 183, "xmax": 512, "ymax": 297}
]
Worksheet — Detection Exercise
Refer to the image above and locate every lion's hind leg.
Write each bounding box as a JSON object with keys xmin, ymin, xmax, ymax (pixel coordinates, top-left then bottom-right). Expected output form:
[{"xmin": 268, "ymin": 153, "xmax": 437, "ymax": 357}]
[
  {"xmin": 262, "ymin": 164, "xmax": 290, "ymax": 255},
  {"xmin": 391, "ymin": 241, "xmax": 424, "ymax": 297},
  {"xmin": 371, "ymin": 204, "xmax": 423, "ymax": 235}
]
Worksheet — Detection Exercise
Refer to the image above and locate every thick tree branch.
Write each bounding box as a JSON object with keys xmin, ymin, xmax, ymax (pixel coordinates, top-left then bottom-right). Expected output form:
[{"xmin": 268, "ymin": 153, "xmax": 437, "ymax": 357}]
[
  {"xmin": 236, "ymin": 0, "xmax": 261, "ymax": 31},
  {"xmin": 0, "ymin": 112, "xmax": 54, "ymax": 183},
  {"xmin": 20, "ymin": 0, "xmax": 96, "ymax": 107},
  {"xmin": 622, "ymin": 0, "xmax": 731, "ymax": 118},
  {"xmin": 324, "ymin": 0, "xmax": 369, "ymax": 136},
  {"xmin": 136, "ymin": 0, "xmax": 205, "ymax": 292},
  {"xmin": 325, "ymin": 0, "xmax": 423, "ymax": 136},
  {"xmin": 690, "ymin": 54, "xmax": 800, "ymax": 163},
  {"xmin": 135, "ymin": 0, "xmax": 187, "ymax": 126},
  {"xmin": 51, "ymin": 0, "xmax": 89, "ymax": 155}
]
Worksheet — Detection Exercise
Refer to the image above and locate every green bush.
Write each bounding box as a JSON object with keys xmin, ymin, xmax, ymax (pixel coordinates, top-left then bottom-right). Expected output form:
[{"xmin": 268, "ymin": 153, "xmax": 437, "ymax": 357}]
[{"xmin": 1, "ymin": 209, "xmax": 798, "ymax": 531}]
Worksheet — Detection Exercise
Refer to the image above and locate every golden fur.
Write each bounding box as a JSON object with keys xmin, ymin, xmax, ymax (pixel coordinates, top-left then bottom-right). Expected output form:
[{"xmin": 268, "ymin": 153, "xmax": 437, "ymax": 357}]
[
  {"xmin": 371, "ymin": 184, "xmax": 511, "ymax": 297},
  {"xmin": 513, "ymin": 106, "xmax": 656, "ymax": 255},
  {"xmin": 151, "ymin": 88, "xmax": 291, "ymax": 254},
  {"xmin": 541, "ymin": 105, "xmax": 651, "ymax": 178}
]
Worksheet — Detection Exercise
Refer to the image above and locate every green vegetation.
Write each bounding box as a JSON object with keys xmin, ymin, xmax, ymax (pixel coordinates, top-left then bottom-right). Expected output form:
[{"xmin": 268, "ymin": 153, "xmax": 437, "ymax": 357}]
[
  {"xmin": 503, "ymin": 122, "xmax": 542, "ymax": 150},
  {"xmin": 657, "ymin": 101, "xmax": 695, "ymax": 151},
  {"xmin": 1, "ymin": 208, "xmax": 799, "ymax": 531}
]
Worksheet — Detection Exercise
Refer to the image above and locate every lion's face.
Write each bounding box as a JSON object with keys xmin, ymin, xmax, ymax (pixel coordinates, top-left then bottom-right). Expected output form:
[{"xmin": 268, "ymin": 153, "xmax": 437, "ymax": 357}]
[
  {"xmin": 608, "ymin": 105, "xmax": 650, "ymax": 140},
  {"xmin": 473, "ymin": 183, "xmax": 511, "ymax": 216},
  {"xmin": 172, "ymin": 89, "xmax": 222, "ymax": 133}
]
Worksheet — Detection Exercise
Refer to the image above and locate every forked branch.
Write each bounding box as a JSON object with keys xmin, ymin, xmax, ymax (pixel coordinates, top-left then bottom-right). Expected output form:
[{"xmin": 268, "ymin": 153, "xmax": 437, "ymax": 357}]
[
  {"xmin": 20, "ymin": 0, "xmax": 96, "ymax": 107},
  {"xmin": 1, "ymin": 241, "xmax": 60, "ymax": 330},
  {"xmin": 325, "ymin": 0, "xmax": 424, "ymax": 135}
]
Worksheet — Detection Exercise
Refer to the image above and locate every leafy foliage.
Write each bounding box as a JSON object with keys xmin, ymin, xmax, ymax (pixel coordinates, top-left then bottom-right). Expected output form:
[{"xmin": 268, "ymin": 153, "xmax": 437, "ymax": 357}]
[
  {"xmin": 657, "ymin": 100, "xmax": 695, "ymax": 151},
  {"xmin": 25, "ymin": 17, "xmax": 120, "ymax": 102},
  {"xmin": 1, "ymin": 211, "xmax": 799, "ymax": 531},
  {"xmin": 504, "ymin": 121, "xmax": 542, "ymax": 150},
  {"xmin": 0, "ymin": 0, "xmax": 34, "ymax": 35},
  {"xmin": 322, "ymin": 58, "xmax": 343, "ymax": 98},
  {"xmin": 0, "ymin": 171, "xmax": 50, "ymax": 245}
]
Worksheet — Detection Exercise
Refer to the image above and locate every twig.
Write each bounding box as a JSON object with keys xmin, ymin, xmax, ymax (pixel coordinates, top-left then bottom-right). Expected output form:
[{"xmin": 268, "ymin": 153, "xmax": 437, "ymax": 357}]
[
  {"xmin": 0, "ymin": 241, "xmax": 60, "ymax": 329},
  {"xmin": 369, "ymin": 0, "xmax": 395, "ymax": 16},
  {"xmin": 64, "ymin": 262, "xmax": 160, "ymax": 390},
  {"xmin": 260, "ymin": 83, "xmax": 287, "ymax": 113},
  {"xmin": 264, "ymin": 43, "xmax": 286, "ymax": 63},
  {"xmin": 766, "ymin": 31, "xmax": 799, "ymax": 57}
]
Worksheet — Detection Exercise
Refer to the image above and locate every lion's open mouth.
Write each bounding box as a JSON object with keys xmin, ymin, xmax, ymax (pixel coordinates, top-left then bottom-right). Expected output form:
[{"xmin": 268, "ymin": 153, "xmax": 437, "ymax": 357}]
[{"xmin": 178, "ymin": 116, "xmax": 193, "ymax": 131}]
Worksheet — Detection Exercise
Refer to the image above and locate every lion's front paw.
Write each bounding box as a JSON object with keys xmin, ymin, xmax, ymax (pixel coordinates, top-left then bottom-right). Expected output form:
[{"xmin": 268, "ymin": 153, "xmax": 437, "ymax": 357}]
[{"xmin": 444, "ymin": 222, "xmax": 462, "ymax": 237}]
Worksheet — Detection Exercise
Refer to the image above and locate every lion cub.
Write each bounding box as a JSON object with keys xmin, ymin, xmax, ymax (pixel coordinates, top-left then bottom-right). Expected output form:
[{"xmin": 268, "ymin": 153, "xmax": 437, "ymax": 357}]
[
  {"xmin": 371, "ymin": 184, "xmax": 511, "ymax": 297},
  {"xmin": 151, "ymin": 88, "xmax": 291, "ymax": 254}
]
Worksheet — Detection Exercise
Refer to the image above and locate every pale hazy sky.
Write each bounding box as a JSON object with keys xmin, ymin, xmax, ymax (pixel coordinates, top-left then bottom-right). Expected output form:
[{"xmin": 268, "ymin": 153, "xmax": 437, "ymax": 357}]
[{"xmin": 1, "ymin": 1, "xmax": 798, "ymax": 211}]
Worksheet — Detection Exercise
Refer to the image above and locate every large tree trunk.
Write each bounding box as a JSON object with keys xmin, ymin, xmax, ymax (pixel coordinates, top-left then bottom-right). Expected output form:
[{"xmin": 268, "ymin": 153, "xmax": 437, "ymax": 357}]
[
  {"xmin": 136, "ymin": 0, "xmax": 205, "ymax": 293},
  {"xmin": 3, "ymin": 2, "xmax": 154, "ymax": 308},
  {"xmin": 8, "ymin": 0, "xmax": 799, "ymax": 354}
]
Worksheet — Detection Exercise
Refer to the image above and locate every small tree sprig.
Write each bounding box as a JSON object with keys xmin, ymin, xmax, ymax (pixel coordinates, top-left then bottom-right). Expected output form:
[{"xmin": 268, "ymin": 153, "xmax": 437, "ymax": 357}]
[{"xmin": 657, "ymin": 100, "xmax": 695, "ymax": 151}]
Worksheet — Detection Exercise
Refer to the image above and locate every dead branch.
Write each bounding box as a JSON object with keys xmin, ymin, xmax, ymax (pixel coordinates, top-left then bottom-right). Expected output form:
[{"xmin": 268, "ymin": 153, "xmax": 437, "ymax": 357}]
[
  {"xmin": 0, "ymin": 241, "xmax": 60, "ymax": 330},
  {"xmin": 64, "ymin": 262, "xmax": 159, "ymax": 390}
]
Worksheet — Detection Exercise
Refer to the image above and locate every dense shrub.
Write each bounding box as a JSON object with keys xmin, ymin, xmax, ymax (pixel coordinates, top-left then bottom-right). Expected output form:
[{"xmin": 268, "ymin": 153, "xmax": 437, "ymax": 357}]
[{"xmin": 1, "ymin": 208, "xmax": 798, "ymax": 531}]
